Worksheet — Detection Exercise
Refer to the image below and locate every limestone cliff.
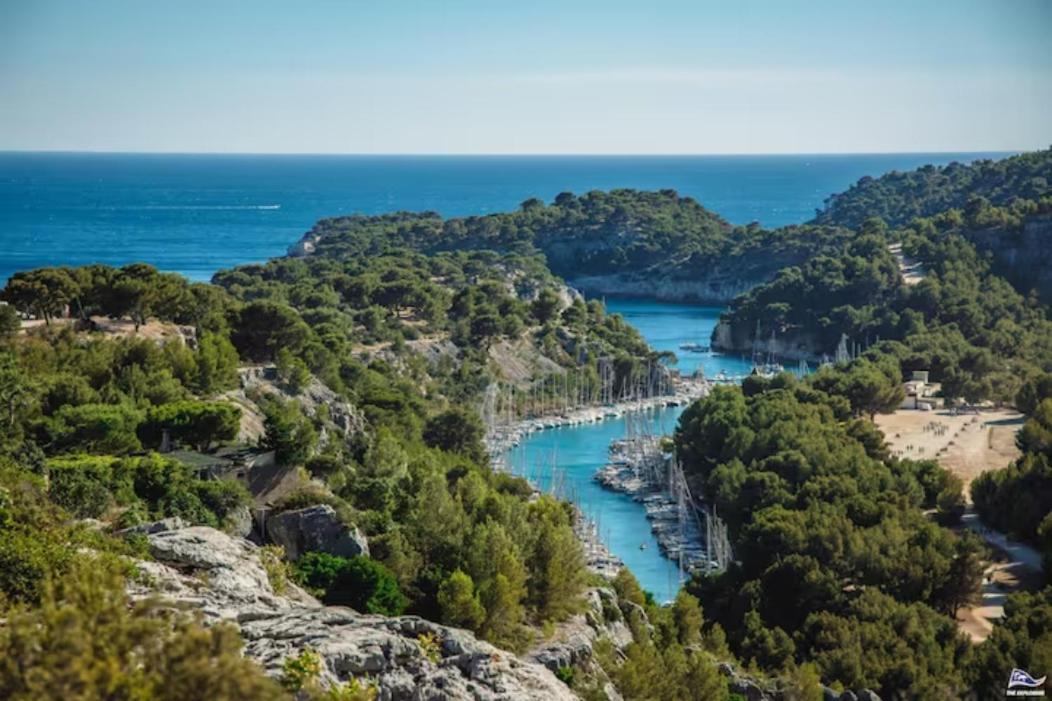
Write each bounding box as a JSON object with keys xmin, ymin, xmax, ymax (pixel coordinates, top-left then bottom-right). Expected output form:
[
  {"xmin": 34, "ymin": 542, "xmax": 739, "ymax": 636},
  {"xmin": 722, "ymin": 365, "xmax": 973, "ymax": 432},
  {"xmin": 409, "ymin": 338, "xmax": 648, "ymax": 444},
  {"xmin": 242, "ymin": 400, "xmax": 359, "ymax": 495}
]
[
  {"xmin": 961, "ymin": 214, "xmax": 1052, "ymax": 303},
  {"xmin": 568, "ymin": 270, "xmax": 768, "ymax": 305},
  {"xmin": 710, "ymin": 319, "xmax": 826, "ymax": 362}
]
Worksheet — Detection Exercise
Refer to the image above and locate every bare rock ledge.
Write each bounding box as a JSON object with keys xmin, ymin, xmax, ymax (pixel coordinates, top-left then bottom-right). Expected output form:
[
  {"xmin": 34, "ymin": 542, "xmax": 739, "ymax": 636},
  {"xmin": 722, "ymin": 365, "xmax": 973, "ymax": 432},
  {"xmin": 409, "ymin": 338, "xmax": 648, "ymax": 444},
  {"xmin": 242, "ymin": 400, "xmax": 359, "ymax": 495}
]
[{"xmin": 126, "ymin": 524, "xmax": 576, "ymax": 701}]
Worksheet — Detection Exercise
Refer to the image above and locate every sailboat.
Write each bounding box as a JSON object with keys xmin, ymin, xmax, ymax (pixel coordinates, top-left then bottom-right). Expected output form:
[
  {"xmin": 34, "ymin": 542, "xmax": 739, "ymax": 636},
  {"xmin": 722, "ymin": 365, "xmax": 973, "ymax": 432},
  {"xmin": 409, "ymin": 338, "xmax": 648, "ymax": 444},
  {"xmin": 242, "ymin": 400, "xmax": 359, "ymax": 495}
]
[{"xmin": 751, "ymin": 321, "xmax": 783, "ymax": 378}]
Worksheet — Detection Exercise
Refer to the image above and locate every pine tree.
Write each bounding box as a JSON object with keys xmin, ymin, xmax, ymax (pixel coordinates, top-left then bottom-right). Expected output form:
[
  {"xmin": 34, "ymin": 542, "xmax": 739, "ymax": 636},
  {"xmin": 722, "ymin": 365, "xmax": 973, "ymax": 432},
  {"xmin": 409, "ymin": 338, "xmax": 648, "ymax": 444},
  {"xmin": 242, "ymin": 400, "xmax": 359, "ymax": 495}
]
[{"xmin": 437, "ymin": 569, "xmax": 485, "ymax": 630}]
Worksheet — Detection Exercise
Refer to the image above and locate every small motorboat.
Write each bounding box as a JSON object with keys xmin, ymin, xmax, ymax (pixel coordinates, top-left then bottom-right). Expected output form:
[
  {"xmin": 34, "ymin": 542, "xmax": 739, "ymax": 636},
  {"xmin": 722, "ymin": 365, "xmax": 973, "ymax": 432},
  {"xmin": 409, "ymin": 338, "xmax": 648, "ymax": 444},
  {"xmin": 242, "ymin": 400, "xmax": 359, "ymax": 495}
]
[{"xmin": 678, "ymin": 342, "xmax": 710, "ymax": 353}]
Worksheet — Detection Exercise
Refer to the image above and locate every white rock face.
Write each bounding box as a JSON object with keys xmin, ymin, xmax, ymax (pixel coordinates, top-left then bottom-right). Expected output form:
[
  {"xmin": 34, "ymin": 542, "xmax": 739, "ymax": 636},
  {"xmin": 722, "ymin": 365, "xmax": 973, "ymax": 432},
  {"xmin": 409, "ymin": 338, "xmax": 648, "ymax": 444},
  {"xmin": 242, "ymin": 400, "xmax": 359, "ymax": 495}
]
[
  {"xmin": 128, "ymin": 525, "xmax": 315, "ymax": 622},
  {"xmin": 288, "ymin": 234, "xmax": 320, "ymax": 257},
  {"xmin": 242, "ymin": 609, "xmax": 578, "ymax": 701},
  {"xmin": 127, "ymin": 525, "xmax": 578, "ymax": 701},
  {"xmin": 529, "ymin": 588, "xmax": 632, "ymax": 672},
  {"xmin": 568, "ymin": 272, "xmax": 766, "ymax": 305}
]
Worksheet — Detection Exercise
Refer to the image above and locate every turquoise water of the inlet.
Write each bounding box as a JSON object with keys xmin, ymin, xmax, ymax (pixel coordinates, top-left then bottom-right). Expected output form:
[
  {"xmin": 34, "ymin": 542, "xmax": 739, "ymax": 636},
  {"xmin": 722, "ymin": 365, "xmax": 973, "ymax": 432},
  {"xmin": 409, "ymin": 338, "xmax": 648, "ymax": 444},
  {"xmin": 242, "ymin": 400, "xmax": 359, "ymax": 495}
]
[{"xmin": 504, "ymin": 301, "xmax": 755, "ymax": 603}]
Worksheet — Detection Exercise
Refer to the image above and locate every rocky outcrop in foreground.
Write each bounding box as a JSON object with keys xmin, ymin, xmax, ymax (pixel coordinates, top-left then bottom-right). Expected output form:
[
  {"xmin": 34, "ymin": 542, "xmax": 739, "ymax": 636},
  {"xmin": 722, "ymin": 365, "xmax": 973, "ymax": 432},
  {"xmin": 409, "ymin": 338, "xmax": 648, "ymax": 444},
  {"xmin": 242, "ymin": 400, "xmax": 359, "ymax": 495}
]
[{"xmin": 126, "ymin": 524, "xmax": 576, "ymax": 701}]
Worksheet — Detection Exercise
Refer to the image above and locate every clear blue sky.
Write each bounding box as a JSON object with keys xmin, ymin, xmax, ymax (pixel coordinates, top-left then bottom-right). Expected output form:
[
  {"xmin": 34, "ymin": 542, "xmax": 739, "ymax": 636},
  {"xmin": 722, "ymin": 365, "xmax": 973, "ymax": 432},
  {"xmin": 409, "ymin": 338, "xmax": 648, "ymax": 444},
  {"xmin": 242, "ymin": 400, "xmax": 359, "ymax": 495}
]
[{"xmin": 1, "ymin": 0, "xmax": 1049, "ymax": 154}]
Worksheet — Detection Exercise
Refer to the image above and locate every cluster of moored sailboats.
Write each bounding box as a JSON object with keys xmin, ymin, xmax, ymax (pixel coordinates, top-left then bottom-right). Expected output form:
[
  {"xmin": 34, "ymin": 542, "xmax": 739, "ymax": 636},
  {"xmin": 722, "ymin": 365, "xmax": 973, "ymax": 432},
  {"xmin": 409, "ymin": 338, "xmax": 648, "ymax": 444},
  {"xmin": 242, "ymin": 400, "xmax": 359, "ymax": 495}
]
[
  {"xmin": 484, "ymin": 376, "xmax": 709, "ymax": 462},
  {"xmin": 594, "ymin": 436, "xmax": 715, "ymax": 574}
]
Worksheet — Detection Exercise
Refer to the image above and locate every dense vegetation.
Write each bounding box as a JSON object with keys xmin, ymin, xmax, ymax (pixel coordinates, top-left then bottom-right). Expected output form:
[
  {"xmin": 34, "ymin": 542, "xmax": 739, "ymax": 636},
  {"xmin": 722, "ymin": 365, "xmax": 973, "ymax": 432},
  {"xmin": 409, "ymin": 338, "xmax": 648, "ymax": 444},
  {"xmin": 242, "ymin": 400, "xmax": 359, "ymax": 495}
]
[
  {"xmin": 0, "ymin": 244, "xmax": 666, "ymax": 694},
  {"xmin": 0, "ymin": 556, "xmax": 288, "ymax": 701},
  {"xmin": 699, "ymin": 148, "xmax": 1052, "ymax": 697},
  {"xmin": 813, "ymin": 148, "xmax": 1052, "ymax": 230},
  {"xmin": 297, "ymin": 189, "xmax": 854, "ymax": 296},
  {"xmin": 675, "ymin": 375, "xmax": 979, "ymax": 697},
  {"xmin": 3, "ymin": 147, "xmax": 1051, "ymax": 698},
  {"xmin": 966, "ymin": 587, "xmax": 1052, "ymax": 696}
]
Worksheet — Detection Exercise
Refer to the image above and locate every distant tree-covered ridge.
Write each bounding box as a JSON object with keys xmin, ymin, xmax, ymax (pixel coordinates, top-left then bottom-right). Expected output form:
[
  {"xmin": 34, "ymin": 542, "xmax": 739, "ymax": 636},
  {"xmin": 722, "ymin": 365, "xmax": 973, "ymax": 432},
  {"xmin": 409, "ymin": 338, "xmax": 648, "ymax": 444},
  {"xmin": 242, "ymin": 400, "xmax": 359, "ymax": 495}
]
[
  {"xmin": 292, "ymin": 189, "xmax": 855, "ymax": 301},
  {"xmin": 813, "ymin": 147, "xmax": 1052, "ymax": 230}
]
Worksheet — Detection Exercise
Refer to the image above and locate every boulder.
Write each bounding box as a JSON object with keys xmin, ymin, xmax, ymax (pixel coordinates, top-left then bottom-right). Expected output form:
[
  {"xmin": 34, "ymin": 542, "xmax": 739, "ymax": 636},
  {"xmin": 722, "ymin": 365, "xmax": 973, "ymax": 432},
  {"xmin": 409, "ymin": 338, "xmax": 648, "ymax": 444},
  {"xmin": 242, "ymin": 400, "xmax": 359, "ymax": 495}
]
[
  {"xmin": 130, "ymin": 525, "xmax": 315, "ymax": 621},
  {"xmin": 717, "ymin": 662, "xmax": 773, "ymax": 701},
  {"xmin": 728, "ymin": 676, "xmax": 771, "ymax": 701},
  {"xmin": 530, "ymin": 587, "xmax": 632, "ymax": 672},
  {"xmin": 856, "ymin": 691, "xmax": 882, "ymax": 701},
  {"xmin": 265, "ymin": 504, "xmax": 369, "ymax": 560},
  {"xmin": 839, "ymin": 692, "xmax": 858, "ymax": 701}
]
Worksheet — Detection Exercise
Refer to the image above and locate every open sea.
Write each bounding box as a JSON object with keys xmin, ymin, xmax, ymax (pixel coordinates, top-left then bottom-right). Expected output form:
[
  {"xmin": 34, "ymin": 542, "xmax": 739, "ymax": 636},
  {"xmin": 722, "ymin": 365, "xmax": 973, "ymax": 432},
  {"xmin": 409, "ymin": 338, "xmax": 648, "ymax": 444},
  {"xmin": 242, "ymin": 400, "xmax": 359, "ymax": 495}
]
[{"xmin": 0, "ymin": 152, "xmax": 1009, "ymax": 284}]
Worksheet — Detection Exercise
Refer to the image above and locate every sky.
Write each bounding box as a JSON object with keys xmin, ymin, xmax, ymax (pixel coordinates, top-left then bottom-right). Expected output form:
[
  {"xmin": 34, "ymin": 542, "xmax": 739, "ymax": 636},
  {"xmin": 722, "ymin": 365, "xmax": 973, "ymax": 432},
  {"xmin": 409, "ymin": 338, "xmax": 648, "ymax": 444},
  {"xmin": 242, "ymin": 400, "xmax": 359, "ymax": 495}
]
[{"xmin": 1, "ymin": 0, "xmax": 1050, "ymax": 154}]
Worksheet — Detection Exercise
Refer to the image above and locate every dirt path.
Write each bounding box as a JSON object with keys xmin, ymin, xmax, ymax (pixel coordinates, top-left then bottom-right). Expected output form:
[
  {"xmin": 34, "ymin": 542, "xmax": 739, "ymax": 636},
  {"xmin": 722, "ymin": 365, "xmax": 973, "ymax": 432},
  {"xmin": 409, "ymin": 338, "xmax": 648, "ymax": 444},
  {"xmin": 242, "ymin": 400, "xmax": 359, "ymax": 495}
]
[
  {"xmin": 957, "ymin": 509, "xmax": 1046, "ymax": 642},
  {"xmin": 888, "ymin": 242, "xmax": 926, "ymax": 285}
]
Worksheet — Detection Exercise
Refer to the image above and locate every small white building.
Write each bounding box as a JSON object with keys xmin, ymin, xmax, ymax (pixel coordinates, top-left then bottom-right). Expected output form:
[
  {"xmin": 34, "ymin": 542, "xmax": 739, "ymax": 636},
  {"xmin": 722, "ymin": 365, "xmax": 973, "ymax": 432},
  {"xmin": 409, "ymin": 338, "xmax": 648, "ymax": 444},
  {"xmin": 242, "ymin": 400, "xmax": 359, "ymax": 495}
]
[{"xmin": 901, "ymin": 370, "xmax": 943, "ymax": 410}]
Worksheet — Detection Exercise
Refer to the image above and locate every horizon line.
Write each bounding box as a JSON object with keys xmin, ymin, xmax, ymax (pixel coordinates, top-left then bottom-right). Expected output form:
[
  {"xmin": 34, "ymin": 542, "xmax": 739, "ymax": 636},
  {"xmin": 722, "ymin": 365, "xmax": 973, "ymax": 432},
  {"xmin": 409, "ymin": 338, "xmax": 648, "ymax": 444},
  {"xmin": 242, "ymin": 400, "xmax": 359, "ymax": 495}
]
[{"xmin": 0, "ymin": 148, "xmax": 1027, "ymax": 158}]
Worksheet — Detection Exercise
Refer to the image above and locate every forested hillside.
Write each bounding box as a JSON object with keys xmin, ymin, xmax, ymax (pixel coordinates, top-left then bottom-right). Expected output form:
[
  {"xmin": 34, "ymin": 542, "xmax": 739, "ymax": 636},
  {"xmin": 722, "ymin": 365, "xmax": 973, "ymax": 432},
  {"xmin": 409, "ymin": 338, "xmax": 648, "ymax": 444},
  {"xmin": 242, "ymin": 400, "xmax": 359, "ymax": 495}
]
[
  {"xmin": 675, "ymin": 374, "xmax": 976, "ymax": 697},
  {"xmin": 689, "ymin": 149, "xmax": 1052, "ymax": 698},
  {"xmin": 674, "ymin": 369, "xmax": 1052, "ymax": 698},
  {"xmin": 3, "ymin": 149, "xmax": 1052, "ymax": 699},
  {"xmin": 293, "ymin": 189, "xmax": 854, "ymax": 303},
  {"xmin": 813, "ymin": 148, "xmax": 1052, "ymax": 230},
  {"xmin": 0, "ymin": 248, "xmax": 689, "ymax": 698},
  {"xmin": 714, "ymin": 199, "xmax": 1052, "ymax": 404},
  {"xmin": 972, "ymin": 372, "xmax": 1052, "ymax": 566}
]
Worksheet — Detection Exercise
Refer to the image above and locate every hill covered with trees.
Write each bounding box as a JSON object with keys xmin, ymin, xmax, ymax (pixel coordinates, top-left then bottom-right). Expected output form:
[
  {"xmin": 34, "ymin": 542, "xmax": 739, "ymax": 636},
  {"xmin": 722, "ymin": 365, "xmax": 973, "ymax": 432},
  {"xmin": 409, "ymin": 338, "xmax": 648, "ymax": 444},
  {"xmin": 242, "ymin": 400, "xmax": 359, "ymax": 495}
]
[
  {"xmin": 292, "ymin": 189, "xmax": 855, "ymax": 303},
  {"xmin": 1, "ymin": 239, "xmax": 746, "ymax": 697},
  {"xmin": 675, "ymin": 374, "xmax": 979, "ymax": 697},
  {"xmin": 813, "ymin": 148, "xmax": 1052, "ymax": 230},
  {"xmin": 3, "ymin": 148, "xmax": 1052, "ymax": 699},
  {"xmin": 688, "ymin": 149, "xmax": 1052, "ymax": 698},
  {"xmin": 972, "ymin": 372, "xmax": 1052, "ymax": 569},
  {"xmin": 714, "ymin": 198, "xmax": 1052, "ymax": 404}
]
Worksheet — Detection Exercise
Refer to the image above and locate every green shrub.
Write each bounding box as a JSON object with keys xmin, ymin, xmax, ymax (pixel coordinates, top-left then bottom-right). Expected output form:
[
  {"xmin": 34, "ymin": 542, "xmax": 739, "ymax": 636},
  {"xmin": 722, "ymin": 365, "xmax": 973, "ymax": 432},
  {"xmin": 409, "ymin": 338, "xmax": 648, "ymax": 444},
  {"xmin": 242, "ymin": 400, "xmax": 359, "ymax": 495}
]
[
  {"xmin": 334, "ymin": 556, "xmax": 405, "ymax": 615},
  {"xmin": 49, "ymin": 403, "xmax": 143, "ymax": 454},
  {"xmin": 292, "ymin": 551, "xmax": 348, "ymax": 597},
  {"xmin": 138, "ymin": 400, "xmax": 241, "ymax": 451},
  {"xmin": 0, "ymin": 557, "xmax": 285, "ymax": 700}
]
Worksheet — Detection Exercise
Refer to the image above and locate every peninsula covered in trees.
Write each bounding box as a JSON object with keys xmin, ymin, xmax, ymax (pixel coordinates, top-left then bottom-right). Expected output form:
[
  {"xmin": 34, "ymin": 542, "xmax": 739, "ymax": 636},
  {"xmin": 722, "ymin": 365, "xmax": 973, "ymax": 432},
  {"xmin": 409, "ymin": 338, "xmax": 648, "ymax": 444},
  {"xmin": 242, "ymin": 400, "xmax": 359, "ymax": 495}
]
[{"xmin": 291, "ymin": 189, "xmax": 855, "ymax": 303}]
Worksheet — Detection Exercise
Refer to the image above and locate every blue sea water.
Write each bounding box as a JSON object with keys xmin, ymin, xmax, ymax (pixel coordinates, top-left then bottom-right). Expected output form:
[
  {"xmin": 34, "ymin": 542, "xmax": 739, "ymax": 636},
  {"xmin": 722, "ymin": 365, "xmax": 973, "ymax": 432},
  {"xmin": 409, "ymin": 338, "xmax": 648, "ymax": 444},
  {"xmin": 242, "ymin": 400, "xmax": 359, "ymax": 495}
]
[
  {"xmin": 604, "ymin": 299, "xmax": 755, "ymax": 378},
  {"xmin": 0, "ymin": 151, "xmax": 1008, "ymax": 284}
]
